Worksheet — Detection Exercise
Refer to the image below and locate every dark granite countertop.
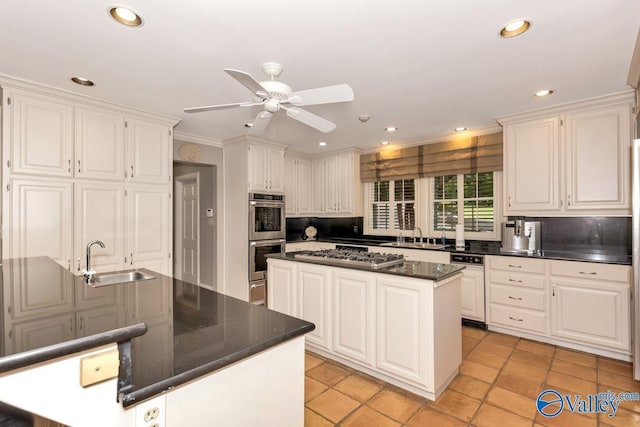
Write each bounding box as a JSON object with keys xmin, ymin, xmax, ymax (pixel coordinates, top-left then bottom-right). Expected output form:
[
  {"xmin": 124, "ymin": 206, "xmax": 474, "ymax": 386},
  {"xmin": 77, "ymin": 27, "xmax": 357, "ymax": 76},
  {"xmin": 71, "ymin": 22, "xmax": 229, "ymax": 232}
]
[
  {"xmin": 0, "ymin": 257, "xmax": 314, "ymax": 407},
  {"xmin": 269, "ymin": 253, "xmax": 465, "ymax": 281}
]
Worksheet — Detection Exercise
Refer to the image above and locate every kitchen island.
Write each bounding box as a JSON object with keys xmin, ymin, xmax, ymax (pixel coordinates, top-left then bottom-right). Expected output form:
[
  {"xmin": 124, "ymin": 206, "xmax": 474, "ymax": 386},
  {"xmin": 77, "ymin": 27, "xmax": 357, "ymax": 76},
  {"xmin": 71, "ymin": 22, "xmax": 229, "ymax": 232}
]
[
  {"xmin": 267, "ymin": 251, "xmax": 464, "ymax": 400},
  {"xmin": 0, "ymin": 257, "xmax": 314, "ymax": 426}
]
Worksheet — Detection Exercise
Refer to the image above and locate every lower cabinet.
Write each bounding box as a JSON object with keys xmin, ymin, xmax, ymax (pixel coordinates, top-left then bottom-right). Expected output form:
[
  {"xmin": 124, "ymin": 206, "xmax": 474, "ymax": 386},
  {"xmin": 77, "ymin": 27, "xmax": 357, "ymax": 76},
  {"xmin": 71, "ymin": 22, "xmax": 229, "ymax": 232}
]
[
  {"xmin": 298, "ymin": 264, "xmax": 332, "ymax": 350},
  {"xmin": 267, "ymin": 260, "xmax": 297, "ymax": 317},
  {"xmin": 459, "ymin": 267, "xmax": 485, "ymax": 322}
]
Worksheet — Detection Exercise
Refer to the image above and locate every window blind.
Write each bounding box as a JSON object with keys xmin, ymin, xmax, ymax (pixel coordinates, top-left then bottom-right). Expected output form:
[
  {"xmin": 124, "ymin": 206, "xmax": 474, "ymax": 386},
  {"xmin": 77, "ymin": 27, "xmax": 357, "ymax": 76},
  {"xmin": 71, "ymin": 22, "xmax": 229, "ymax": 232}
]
[{"xmin": 360, "ymin": 132, "xmax": 502, "ymax": 182}]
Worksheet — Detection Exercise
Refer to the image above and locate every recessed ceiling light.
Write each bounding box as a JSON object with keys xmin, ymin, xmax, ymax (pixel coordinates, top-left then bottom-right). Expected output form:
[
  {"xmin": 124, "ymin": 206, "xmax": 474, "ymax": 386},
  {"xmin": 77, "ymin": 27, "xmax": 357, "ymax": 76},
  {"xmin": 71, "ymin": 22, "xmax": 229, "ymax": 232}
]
[
  {"xmin": 380, "ymin": 141, "xmax": 390, "ymax": 146},
  {"xmin": 454, "ymin": 127, "xmax": 467, "ymax": 132},
  {"xmin": 318, "ymin": 141, "xmax": 328, "ymax": 146},
  {"xmin": 108, "ymin": 5, "xmax": 144, "ymax": 27},
  {"xmin": 385, "ymin": 127, "xmax": 398, "ymax": 132},
  {"xmin": 533, "ymin": 89, "xmax": 554, "ymax": 97},
  {"xmin": 71, "ymin": 77, "xmax": 94, "ymax": 86},
  {"xmin": 499, "ymin": 19, "xmax": 531, "ymax": 38},
  {"xmin": 244, "ymin": 123, "xmax": 253, "ymax": 128}
]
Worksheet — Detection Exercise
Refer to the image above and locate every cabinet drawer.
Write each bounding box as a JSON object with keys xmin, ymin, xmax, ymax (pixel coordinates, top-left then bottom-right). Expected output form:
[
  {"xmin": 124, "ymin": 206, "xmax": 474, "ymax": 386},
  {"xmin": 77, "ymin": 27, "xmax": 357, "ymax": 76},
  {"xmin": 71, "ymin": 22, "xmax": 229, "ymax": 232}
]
[
  {"xmin": 550, "ymin": 260, "xmax": 630, "ymax": 283},
  {"xmin": 488, "ymin": 270, "xmax": 546, "ymax": 289},
  {"xmin": 489, "ymin": 304, "xmax": 547, "ymax": 334},
  {"xmin": 489, "ymin": 284, "xmax": 546, "ymax": 311},
  {"xmin": 488, "ymin": 256, "xmax": 546, "ymax": 274}
]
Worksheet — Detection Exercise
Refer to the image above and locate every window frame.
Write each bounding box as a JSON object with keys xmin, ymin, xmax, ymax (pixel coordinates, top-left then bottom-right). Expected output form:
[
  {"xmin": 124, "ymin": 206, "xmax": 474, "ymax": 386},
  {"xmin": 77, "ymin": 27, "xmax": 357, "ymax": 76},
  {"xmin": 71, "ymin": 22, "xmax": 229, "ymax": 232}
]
[{"xmin": 363, "ymin": 178, "xmax": 424, "ymax": 236}]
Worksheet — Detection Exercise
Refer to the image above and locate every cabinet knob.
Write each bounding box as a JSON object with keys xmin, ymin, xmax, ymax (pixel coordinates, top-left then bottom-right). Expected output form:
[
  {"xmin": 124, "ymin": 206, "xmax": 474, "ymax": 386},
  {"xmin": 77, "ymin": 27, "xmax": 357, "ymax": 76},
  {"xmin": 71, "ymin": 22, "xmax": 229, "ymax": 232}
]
[
  {"xmin": 68, "ymin": 159, "xmax": 71, "ymax": 173},
  {"xmin": 131, "ymin": 165, "xmax": 134, "ymax": 179},
  {"xmin": 77, "ymin": 160, "xmax": 81, "ymax": 173},
  {"xmin": 567, "ymin": 194, "xmax": 571, "ymax": 206},
  {"xmin": 508, "ymin": 196, "xmax": 511, "ymax": 208}
]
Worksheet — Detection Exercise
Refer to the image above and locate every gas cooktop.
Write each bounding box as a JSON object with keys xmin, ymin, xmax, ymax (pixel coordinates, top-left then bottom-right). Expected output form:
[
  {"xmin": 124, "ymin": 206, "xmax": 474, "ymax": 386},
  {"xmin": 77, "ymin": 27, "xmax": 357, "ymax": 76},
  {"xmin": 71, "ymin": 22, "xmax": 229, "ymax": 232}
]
[{"xmin": 294, "ymin": 249, "xmax": 404, "ymax": 269}]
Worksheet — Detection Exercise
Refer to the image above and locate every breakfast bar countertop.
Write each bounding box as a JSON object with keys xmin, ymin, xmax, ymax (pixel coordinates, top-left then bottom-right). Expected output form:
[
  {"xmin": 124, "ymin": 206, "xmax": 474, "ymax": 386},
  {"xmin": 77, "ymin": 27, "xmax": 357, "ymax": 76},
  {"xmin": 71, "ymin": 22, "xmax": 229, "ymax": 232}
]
[{"xmin": 0, "ymin": 257, "xmax": 315, "ymax": 407}]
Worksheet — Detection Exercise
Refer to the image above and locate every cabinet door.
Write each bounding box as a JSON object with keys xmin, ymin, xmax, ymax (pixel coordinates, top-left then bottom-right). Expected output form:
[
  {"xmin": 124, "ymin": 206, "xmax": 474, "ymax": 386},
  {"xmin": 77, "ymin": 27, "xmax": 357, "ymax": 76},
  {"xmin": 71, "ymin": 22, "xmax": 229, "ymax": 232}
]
[
  {"xmin": 74, "ymin": 182, "xmax": 125, "ymax": 274},
  {"xmin": 460, "ymin": 268, "xmax": 485, "ymax": 322},
  {"xmin": 268, "ymin": 148, "xmax": 284, "ymax": 192},
  {"xmin": 550, "ymin": 279, "xmax": 630, "ymax": 352},
  {"xmin": 127, "ymin": 185, "xmax": 171, "ymax": 275},
  {"xmin": 298, "ymin": 265, "xmax": 332, "ymax": 350},
  {"xmin": 333, "ymin": 270, "xmax": 375, "ymax": 366},
  {"xmin": 267, "ymin": 260, "xmax": 297, "ymax": 316},
  {"xmin": 297, "ymin": 158, "xmax": 313, "ymax": 214},
  {"xmin": 10, "ymin": 313, "xmax": 75, "ymax": 353},
  {"xmin": 75, "ymin": 107, "xmax": 125, "ymax": 181},
  {"xmin": 127, "ymin": 118, "xmax": 171, "ymax": 184},
  {"xmin": 283, "ymin": 156, "xmax": 298, "ymax": 215},
  {"xmin": 8, "ymin": 178, "xmax": 73, "ymax": 269},
  {"xmin": 310, "ymin": 158, "xmax": 325, "ymax": 213},
  {"xmin": 8, "ymin": 91, "xmax": 74, "ymax": 177},
  {"xmin": 76, "ymin": 306, "xmax": 125, "ymax": 337},
  {"xmin": 248, "ymin": 144, "xmax": 268, "ymax": 191},
  {"xmin": 504, "ymin": 117, "xmax": 560, "ymax": 212},
  {"xmin": 336, "ymin": 154, "xmax": 353, "ymax": 213},
  {"xmin": 324, "ymin": 156, "xmax": 338, "ymax": 213},
  {"xmin": 565, "ymin": 103, "xmax": 631, "ymax": 211},
  {"xmin": 376, "ymin": 276, "xmax": 427, "ymax": 386}
]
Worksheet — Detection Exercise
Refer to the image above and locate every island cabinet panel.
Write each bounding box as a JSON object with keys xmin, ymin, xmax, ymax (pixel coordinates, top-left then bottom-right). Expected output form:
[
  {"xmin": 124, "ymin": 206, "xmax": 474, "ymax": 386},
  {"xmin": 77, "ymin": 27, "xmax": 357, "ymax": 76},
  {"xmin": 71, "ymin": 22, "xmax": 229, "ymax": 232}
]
[
  {"xmin": 298, "ymin": 264, "xmax": 332, "ymax": 350},
  {"xmin": 332, "ymin": 270, "xmax": 376, "ymax": 367},
  {"xmin": 267, "ymin": 259, "xmax": 297, "ymax": 316},
  {"xmin": 376, "ymin": 276, "xmax": 428, "ymax": 387}
]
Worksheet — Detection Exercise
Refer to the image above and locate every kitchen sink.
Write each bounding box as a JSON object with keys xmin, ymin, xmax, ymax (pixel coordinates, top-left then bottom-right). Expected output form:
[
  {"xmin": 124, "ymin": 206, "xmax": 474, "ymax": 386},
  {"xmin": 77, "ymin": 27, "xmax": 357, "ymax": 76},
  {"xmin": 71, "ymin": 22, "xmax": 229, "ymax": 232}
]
[
  {"xmin": 89, "ymin": 269, "xmax": 155, "ymax": 287},
  {"xmin": 380, "ymin": 242, "xmax": 445, "ymax": 250}
]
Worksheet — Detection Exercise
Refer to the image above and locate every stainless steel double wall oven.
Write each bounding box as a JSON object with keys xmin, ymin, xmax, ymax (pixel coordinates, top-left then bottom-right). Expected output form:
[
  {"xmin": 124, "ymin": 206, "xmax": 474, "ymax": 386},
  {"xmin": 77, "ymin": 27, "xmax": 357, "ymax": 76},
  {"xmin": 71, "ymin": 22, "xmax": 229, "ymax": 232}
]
[{"xmin": 248, "ymin": 192, "xmax": 286, "ymax": 305}]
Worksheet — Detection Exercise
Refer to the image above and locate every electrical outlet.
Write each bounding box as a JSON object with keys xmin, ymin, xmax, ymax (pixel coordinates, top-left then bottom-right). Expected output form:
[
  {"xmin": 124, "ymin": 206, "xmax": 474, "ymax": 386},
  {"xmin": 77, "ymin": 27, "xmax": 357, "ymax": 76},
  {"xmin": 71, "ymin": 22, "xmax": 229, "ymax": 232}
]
[
  {"xmin": 135, "ymin": 395, "xmax": 165, "ymax": 427},
  {"xmin": 144, "ymin": 407, "xmax": 159, "ymax": 422}
]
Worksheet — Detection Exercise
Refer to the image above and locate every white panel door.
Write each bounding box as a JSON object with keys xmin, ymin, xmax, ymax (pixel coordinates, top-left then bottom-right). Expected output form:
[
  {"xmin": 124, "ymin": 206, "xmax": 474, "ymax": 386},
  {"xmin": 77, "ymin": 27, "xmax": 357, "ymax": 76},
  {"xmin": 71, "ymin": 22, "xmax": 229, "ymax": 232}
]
[
  {"xmin": 310, "ymin": 158, "xmax": 325, "ymax": 213},
  {"xmin": 9, "ymin": 178, "xmax": 73, "ymax": 269},
  {"xmin": 333, "ymin": 270, "xmax": 375, "ymax": 366},
  {"xmin": 267, "ymin": 148, "xmax": 284, "ymax": 192},
  {"xmin": 324, "ymin": 156, "xmax": 338, "ymax": 213},
  {"xmin": 460, "ymin": 268, "xmax": 485, "ymax": 322},
  {"xmin": 75, "ymin": 107, "xmax": 125, "ymax": 181},
  {"xmin": 283, "ymin": 156, "xmax": 298, "ymax": 215},
  {"xmin": 297, "ymin": 158, "xmax": 313, "ymax": 214},
  {"xmin": 127, "ymin": 185, "xmax": 170, "ymax": 275},
  {"xmin": 9, "ymin": 91, "xmax": 74, "ymax": 177},
  {"xmin": 74, "ymin": 182, "xmax": 125, "ymax": 274},
  {"xmin": 267, "ymin": 260, "xmax": 297, "ymax": 316},
  {"xmin": 179, "ymin": 179, "xmax": 199, "ymax": 285},
  {"xmin": 336, "ymin": 154, "xmax": 354, "ymax": 213},
  {"xmin": 298, "ymin": 264, "xmax": 332, "ymax": 350},
  {"xmin": 248, "ymin": 144, "xmax": 268, "ymax": 191},
  {"xmin": 127, "ymin": 118, "xmax": 171, "ymax": 184}
]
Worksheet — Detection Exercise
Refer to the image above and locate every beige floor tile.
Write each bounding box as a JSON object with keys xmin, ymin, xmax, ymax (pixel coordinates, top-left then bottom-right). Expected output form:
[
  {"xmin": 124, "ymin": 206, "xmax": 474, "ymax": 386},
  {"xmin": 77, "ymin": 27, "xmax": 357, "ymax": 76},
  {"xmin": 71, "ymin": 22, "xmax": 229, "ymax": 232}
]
[
  {"xmin": 483, "ymin": 331, "xmax": 520, "ymax": 348},
  {"xmin": 494, "ymin": 370, "xmax": 545, "ymax": 399},
  {"xmin": 466, "ymin": 348, "xmax": 508, "ymax": 369},
  {"xmin": 305, "ymin": 376, "xmax": 329, "ymax": 402},
  {"xmin": 554, "ymin": 348, "xmax": 597, "ymax": 368},
  {"xmin": 462, "ymin": 326, "xmax": 489, "ymax": 339},
  {"xmin": 501, "ymin": 359, "xmax": 549, "ymax": 383},
  {"xmin": 598, "ymin": 369, "xmax": 640, "ymax": 393},
  {"xmin": 597, "ymin": 357, "xmax": 633, "ymax": 377},
  {"xmin": 600, "ymin": 407, "xmax": 640, "ymax": 426},
  {"xmin": 472, "ymin": 403, "xmax": 532, "ymax": 427},
  {"xmin": 511, "ymin": 348, "xmax": 554, "ymax": 370},
  {"xmin": 432, "ymin": 389, "xmax": 482, "ymax": 422},
  {"xmin": 341, "ymin": 405, "xmax": 400, "ymax": 427},
  {"xmin": 334, "ymin": 374, "xmax": 383, "ymax": 403},
  {"xmin": 304, "ymin": 408, "xmax": 333, "ymax": 427},
  {"xmin": 516, "ymin": 339, "xmax": 556, "ymax": 357},
  {"xmin": 306, "ymin": 362, "xmax": 350, "ymax": 386},
  {"xmin": 485, "ymin": 386, "xmax": 538, "ymax": 419},
  {"xmin": 535, "ymin": 410, "xmax": 597, "ymax": 427},
  {"xmin": 368, "ymin": 388, "xmax": 422, "ymax": 423},
  {"xmin": 462, "ymin": 335, "xmax": 480, "ymax": 357},
  {"xmin": 305, "ymin": 352, "xmax": 325, "ymax": 371},
  {"xmin": 551, "ymin": 358, "xmax": 597, "ymax": 382},
  {"xmin": 448, "ymin": 374, "xmax": 491, "ymax": 400},
  {"xmin": 546, "ymin": 371, "xmax": 597, "ymax": 396},
  {"xmin": 459, "ymin": 360, "xmax": 500, "ymax": 383},
  {"xmin": 475, "ymin": 341, "xmax": 515, "ymax": 358},
  {"xmin": 306, "ymin": 389, "xmax": 360, "ymax": 424},
  {"xmin": 406, "ymin": 407, "xmax": 467, "ymax": 427}
]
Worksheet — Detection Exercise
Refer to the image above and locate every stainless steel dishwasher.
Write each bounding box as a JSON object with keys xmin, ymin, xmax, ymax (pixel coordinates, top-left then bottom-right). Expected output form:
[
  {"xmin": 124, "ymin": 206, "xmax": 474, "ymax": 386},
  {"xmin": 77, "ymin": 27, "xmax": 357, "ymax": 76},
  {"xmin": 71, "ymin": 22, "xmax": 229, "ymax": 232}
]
[{"xmin": 450, "ymin": 253, "xmax": 486, "ymax": 329}]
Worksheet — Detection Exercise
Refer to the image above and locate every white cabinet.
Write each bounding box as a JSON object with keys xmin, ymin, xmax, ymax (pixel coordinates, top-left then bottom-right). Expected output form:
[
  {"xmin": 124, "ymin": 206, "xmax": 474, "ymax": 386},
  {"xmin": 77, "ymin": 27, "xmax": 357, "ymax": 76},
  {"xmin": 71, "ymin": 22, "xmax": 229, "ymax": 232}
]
[
  {"xmin": 6, "ymin": 91, "xmax": 74, "ymax": 178},
  {"xmin": 333, "ymin": 270, "xmax": 376, "ymax": 367},
  {"xmin": 75, "ymin": 107, "xmax": 125, "ymax": 181},
  {"xmin": 283, "ymin": 155, "xmax": 315, "ymax": 216},
  {"xmin": 499, "ymin": 92, "xmax": 633, "ymax": 215},
  {"xmin": 460, "ymin": 267, "xmax": 485, "ymax": 322},
  {"xmin": 284, "ymin": 156, "xmax": 298, "ymax": 215},
  {"xmin": 267, "ymin": 258, "xmax": 297, "ymax": 316},
  {"xmin": 248, "ymin": 143, "xmax": 284, "ymax": 192},
  {"xmin": 310, "ymin": 158, "xmax": 325, "ymax": 213},
  {"xmin": 549, "ymin": 260, "xmax": 630, "ymax": 352},
  {"xmin": 323, "ymin": 153, "xmax": 356, "ymax": 214},
  {"xmin": 298, "ymin": 264, "xmax": 332, "ymax": 350},
  {"xmin": 127, "ymin": 118, "xmax": 172, "ymax": 184}
]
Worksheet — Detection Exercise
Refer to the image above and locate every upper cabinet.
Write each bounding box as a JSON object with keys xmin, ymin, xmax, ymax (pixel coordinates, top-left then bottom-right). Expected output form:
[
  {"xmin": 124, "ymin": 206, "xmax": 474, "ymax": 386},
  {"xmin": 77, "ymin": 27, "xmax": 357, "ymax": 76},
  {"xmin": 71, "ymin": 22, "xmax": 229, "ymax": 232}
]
[
  {"xmin": 127, "ymin": 118, "xmax": 172, "ymax": 184},
  {"xmin": 248, "ymin": 143, "xmax": 284, "ymax": 192},
  {"xmin": 75, "ymin": 107, "xmax": 125, "ymax": 181},
  {"xmin": 499, "ymin": 92, "xmax": 633, "ymax": 216}
]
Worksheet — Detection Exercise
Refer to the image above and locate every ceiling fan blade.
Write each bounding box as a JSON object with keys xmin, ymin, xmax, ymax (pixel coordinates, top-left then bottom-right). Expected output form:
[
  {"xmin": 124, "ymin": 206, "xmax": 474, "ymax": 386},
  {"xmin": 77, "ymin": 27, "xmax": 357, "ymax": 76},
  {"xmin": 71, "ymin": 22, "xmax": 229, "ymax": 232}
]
[
  {"xmin": 225, "ymin": 69, "xmax": 271, "ymax": 99},
  {"xmin": 248, "ymin": 111, "xmax": 273, "ymax": 135},
  {"xmin": 288, "ymin": 84, "xmax": 354, "ymax": 106},
  {"xmin": 184, "ymin": 101, "xmax": 263, "ymax": 113},
  {"xmin": 284, "ymin": 106, "xmax": 336, "ymax": 133}
]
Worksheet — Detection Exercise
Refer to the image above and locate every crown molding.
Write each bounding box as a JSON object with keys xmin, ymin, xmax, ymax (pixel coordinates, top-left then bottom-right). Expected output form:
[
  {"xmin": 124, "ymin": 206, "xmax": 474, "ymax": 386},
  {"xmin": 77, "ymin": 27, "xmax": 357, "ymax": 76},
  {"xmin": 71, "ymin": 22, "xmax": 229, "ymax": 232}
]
[{"xmin": 173, "ymin": 131, "xmax": 222, "ymax": 148}]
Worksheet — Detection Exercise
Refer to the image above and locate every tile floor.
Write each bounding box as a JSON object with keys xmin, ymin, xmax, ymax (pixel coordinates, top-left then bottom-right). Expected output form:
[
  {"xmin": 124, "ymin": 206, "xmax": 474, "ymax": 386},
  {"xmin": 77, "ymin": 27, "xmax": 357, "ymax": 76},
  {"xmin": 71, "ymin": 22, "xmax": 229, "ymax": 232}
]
[{"xmin": 304, "ymin": 326, "xmax": 640, "ymax": 426}]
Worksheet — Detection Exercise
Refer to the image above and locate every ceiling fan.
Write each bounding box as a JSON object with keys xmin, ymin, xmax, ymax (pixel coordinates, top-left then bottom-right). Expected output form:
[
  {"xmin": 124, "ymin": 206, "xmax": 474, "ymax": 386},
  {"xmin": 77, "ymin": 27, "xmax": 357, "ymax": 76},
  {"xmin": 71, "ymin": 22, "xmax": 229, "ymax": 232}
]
[{"xmin": 184, "ymin": 62, "xmax": 354, "ymax": 135}]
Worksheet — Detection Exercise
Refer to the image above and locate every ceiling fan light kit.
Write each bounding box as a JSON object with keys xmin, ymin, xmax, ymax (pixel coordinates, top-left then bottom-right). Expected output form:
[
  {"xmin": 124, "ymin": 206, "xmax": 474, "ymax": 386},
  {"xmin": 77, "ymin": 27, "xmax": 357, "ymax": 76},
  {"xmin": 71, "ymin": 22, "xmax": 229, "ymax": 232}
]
[{"xmin": 184, "ymin": 62, "xmax": 354, "ymax": 136}]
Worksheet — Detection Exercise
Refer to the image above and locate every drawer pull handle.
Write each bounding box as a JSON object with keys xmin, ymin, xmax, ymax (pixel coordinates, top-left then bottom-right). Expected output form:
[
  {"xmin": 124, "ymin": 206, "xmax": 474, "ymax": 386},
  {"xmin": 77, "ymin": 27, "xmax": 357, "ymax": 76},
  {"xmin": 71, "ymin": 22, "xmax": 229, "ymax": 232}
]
[
  {"xmin": 508, "ymin": 296, "xmax": 523, "ymax": 301},
  {"xmin": 508, "ymin": 264, "xmax": 522, "ymax": 268},
  {"xmin": 578, "ymin": 271, "xmax": 597, "ymax": 275},
  {"xmin": 508, "ymin": 316, "xmax": 524, "ymax": 322},
  {"xmin": 508, "ymin": 278, "xmax": 523, "ymax": 283}
]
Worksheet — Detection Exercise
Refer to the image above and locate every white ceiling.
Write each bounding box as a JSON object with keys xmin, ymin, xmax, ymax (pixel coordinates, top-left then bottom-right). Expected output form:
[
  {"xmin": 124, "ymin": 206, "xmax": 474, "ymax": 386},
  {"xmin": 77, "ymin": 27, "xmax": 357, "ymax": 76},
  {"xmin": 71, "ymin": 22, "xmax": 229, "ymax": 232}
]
[{"xmin": 1, "ymin": 1, "xmax": 638, "ymax": 154}]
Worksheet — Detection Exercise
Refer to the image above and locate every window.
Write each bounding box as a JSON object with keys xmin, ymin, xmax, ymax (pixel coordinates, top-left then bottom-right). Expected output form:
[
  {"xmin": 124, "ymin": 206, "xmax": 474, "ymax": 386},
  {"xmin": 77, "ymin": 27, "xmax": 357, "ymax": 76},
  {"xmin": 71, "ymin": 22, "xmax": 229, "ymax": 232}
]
[
  {"xmin": 432, "ymin": 172, "xmax": 495, "ymax": 233},
  {"xmin": 368, "ymin": 179, "xmax": 415, "ymax": 232}
]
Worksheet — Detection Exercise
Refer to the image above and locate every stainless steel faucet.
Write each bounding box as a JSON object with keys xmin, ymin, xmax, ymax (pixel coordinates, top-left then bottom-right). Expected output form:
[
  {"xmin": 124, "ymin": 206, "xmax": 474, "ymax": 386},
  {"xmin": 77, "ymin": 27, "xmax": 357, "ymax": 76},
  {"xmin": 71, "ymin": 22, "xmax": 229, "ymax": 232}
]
[
  {"xmin": 83, "ymin": 240, "xmax": 105, "ymax": 282},
  {"xmin": 412, "ymin": 227, "xmax": 423, "ymax": 243}
]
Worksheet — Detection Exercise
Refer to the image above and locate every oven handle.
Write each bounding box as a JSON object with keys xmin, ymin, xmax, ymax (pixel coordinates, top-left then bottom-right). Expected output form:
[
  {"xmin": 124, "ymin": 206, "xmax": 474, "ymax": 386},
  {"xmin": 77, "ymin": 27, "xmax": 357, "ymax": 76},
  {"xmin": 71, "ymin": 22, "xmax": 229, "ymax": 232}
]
[
  {"xmin": 250, "ymin": 200, "xmax": 285, "ymax": 208},
  {"xmin": 250, "ymin": 239, "xmax": 286, "ymax": 246}
]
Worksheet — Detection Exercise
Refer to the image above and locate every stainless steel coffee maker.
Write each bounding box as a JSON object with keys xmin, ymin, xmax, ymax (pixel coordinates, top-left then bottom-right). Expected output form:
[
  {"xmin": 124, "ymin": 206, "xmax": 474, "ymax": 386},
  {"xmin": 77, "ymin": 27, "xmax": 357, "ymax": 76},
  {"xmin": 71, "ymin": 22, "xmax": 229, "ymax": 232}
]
[{"xmin": 501, "ymin": 220, "xmax": 541, "ymax": 254}]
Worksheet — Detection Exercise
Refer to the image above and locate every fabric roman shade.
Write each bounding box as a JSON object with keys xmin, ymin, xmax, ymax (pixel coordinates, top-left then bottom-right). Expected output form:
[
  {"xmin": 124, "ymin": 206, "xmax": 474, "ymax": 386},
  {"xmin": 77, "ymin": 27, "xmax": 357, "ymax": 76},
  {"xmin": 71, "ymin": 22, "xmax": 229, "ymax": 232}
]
[{"xmin": 360, "ymin": 132, "xmax": 503, "ymax": 182}]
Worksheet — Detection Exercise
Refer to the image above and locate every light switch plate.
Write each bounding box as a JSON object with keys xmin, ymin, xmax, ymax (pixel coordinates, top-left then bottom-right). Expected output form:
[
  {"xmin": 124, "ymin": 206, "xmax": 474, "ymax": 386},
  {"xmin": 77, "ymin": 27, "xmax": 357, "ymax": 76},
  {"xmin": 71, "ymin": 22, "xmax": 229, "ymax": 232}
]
[{"xmin": 79, "ymin": 348, "xmax": 119, "ymax": 387}]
